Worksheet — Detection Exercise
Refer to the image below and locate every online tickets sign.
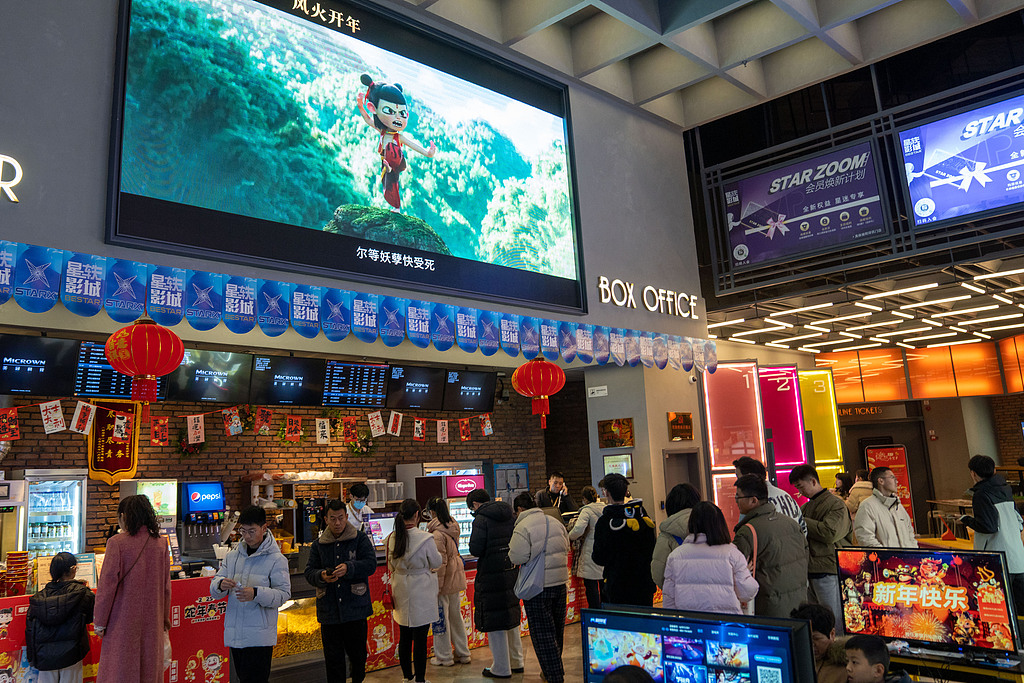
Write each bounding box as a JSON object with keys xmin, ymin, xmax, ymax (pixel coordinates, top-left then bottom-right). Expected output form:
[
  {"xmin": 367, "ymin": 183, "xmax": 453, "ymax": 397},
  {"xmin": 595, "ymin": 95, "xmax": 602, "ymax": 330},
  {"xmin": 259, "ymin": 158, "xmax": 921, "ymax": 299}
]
[
  {"xmin": 900, "ymin": 93, "xmax": 1024, "ymax": 227},
  {"xmin": 723, "ymin": 141, "xmax": 886, "ymax": 268}
]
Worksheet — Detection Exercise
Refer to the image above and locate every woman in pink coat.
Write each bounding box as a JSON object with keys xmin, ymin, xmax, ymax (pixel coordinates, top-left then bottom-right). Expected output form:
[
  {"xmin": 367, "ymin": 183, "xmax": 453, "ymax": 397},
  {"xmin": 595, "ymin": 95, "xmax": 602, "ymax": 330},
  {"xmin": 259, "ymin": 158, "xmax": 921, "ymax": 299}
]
[
  {"xmin": 94, "ymin": 494, "xmax": 172, "ymax": 682},
  {"xmin": 425, "ymin": 496, "xmax": 471, "ymax": 667},
  {"xmin": 662, "ymin": 502, "xmax": 758, "ymax": 615}
]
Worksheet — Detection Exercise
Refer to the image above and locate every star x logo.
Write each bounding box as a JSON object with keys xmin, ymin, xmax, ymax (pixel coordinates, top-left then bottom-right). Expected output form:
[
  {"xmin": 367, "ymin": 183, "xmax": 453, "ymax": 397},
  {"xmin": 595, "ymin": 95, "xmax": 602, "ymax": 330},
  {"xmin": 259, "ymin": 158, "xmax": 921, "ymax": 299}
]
[
  {"xmin": 21, "ymin": 259, "xmax": 51, "ymax": 287},
  {"xmin": 325, "ymin": 298, "xmax": 346, "ymax": 321},
  {"xmin": 383, "ymin": 306, "xmax": 401, "ymax": 329},
  {"xmin": 480, "ymin": 319, "xmax": 496, "ymax": 338},
  {"xmin": 433, "ymin": 313, "xmax": 450, "ymax": 334},
  {"xmin": 561, "ymin": 329, "xmax": 575, "ymax": 346},
  {"xmin": 191, "ymin": 283, "xmax": 214, "ymax": 308},
  {"xmin": 112, "ymin": 272, "xmax": 138, "ymax": 299},
  {"xmin": 263, "ymin": 292, "xmax": 283, "ymax": 316},
  {"xmin": 521, "ymin": 324, "xmax": 537, "ymax": 345}
]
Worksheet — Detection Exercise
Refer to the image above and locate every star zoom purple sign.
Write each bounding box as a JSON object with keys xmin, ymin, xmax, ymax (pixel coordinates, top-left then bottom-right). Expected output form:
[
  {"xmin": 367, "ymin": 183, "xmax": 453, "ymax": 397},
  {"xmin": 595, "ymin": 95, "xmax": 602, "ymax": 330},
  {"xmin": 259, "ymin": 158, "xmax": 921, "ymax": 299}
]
[
  {"xmin": 899, "ymin": 92, "xmax": 1024, "ymax": 227},
  {"xmin": 724, "ymin": 141, "xmax": 887, "ymax": 268}
]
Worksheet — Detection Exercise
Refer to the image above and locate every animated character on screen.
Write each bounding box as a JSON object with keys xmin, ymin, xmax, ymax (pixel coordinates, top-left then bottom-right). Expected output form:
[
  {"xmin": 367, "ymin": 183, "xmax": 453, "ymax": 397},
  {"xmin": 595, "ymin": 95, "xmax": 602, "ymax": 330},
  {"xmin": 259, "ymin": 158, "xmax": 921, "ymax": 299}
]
[
  {"xmin": 356, "ymin": 73, "xmax": 437, "ymax": 211},
  {"xmin": 951, "ymin": 611, "xmax": 979, "ymax": 645}
]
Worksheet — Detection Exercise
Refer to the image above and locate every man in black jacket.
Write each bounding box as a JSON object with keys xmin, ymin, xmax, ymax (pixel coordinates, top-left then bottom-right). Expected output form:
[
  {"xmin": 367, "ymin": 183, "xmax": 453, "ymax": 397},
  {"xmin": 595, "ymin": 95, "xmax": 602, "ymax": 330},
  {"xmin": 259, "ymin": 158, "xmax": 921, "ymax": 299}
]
[
  {"xmin": 961, "ymin": 454, "xmax": 1024, "ymax": 614},
  {"xmin": 304, "ymin": 499, "xmax": 377, "ymax": 683},
  {"xmin": 591, "ymin": 473, "xmax": 656, "ymax": 606},
  {"xmin": 534, "ymin": 472, "xmax": 577, "ymax": 514},
  {"xmin": 467, "ymin": 488, "xmax": 524, "ymax": 679},
  {"xmin": 27, "ymin": 552, "xmax": 95, "ymax": 679}
]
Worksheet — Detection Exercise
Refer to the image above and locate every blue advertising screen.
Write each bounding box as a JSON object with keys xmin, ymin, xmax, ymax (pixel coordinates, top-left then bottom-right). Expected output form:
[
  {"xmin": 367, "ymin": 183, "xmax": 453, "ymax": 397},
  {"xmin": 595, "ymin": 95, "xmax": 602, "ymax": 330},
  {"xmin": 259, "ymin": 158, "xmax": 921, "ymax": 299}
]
[
  {"xmin": 899, "ymin": 92, "xmax": 1024, "ymax": 227},
  {"xmin": 581, "ymin": 607, "xmax": 814, "ymax": 683},
  {"xmin": 723, "ymin": 141, "xmax": 887, "ymax": 268},
  {"xmin": 181, "ymin": 481, "xmax": 226, "ymax": 514},
  {"xmin": 108, "ymin": 0, "xmax": 582, "ymax": 310}
]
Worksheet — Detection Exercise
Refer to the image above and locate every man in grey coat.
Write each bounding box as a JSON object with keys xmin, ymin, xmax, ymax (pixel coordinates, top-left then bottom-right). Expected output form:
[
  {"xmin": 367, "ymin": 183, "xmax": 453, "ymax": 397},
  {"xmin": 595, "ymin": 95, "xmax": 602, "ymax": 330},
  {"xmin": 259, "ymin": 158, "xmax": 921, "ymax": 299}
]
[
  {"xmin": 962, "ymin": 454, "xmax": 1024, "ymax": 615},
  {"xmin": 211, "ymin": 505, "xmax": 291, "ymax": 683}
]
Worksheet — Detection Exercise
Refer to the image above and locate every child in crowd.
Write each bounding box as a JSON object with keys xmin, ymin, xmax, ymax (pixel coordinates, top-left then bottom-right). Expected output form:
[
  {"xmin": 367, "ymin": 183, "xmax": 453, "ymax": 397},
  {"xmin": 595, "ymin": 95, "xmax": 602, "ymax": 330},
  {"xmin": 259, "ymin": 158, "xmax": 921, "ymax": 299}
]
[
  {"xmin": 844, "ymin": 634, "xmax": 911, "ymax": 683},
  {"xmin": 790, "ymin": 603, "xmax": 846, "ymax": 683},
  {"xmin": 26, "ymin": 553, "xmax": 95, "ymax": 683}
]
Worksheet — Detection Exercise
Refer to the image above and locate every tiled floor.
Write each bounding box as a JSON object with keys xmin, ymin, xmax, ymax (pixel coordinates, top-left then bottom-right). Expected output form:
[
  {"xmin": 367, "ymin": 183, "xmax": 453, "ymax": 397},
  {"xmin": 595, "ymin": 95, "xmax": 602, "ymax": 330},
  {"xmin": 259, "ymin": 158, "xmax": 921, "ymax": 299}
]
[{"xmin": 364, "ymin": 625, "xmax": 587, "ymax": 683}]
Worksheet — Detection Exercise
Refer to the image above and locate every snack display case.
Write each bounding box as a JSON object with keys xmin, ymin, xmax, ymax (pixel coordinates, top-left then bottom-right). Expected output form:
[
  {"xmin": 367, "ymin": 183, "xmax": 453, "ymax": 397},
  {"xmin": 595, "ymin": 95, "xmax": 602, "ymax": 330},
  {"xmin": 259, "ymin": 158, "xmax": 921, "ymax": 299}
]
[{"xmin": 274, "ymin": 598, "xmax": 322, "ymax": 659}]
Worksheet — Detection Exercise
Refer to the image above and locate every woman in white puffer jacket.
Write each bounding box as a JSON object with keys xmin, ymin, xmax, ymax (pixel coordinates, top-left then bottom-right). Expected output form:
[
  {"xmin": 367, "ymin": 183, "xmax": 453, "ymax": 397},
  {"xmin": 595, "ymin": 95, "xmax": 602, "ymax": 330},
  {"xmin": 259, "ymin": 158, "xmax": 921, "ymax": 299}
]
[
  {"xmin": 567, "ymin": 486, "xmax": 605, "ymax": 608},
  {"xmin": 662, "ymin": 501, "xmax": 758, "ymax": 615}
]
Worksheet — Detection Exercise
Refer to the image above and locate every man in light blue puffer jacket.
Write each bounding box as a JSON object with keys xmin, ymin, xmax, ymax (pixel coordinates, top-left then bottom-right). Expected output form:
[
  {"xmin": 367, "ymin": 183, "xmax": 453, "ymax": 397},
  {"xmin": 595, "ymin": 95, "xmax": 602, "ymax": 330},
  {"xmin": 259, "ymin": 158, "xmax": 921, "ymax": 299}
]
[
  {"xmin": 211, "ymin": 505, "xmax": 291, "ymax": 683},
  {"xmin": 962, "ymin": 455, "xmax": 1024, "ymax": 615}
]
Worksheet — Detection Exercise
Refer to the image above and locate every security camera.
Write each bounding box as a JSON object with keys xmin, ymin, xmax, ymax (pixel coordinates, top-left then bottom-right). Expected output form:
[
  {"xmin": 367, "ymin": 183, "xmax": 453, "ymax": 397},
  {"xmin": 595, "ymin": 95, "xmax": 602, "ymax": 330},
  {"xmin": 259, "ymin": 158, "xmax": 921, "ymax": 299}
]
[{"xmin": 688, "ymin": 374, "xmax": 698, "ymax": 384}]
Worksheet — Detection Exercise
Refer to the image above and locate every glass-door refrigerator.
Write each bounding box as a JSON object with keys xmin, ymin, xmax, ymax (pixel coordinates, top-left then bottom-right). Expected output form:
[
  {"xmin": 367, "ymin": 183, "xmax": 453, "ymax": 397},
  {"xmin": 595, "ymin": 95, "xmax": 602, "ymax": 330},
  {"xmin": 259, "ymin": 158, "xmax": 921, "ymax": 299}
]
[
  {"xmin": 415, "ymin": 473, "xmax": 485, "ymax": 556},
  {"xmin": 16, "ymin": 469, "xmax": 87, "ymax": 558}
]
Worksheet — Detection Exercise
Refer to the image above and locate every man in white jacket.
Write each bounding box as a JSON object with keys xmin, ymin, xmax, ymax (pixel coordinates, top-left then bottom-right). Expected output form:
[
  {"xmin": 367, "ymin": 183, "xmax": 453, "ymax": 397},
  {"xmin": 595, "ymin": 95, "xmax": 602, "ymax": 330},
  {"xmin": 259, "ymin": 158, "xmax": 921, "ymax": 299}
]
[
  {"xmin": 211, "ymin": 505, "xmax": 291, "ymax": 683},
  {"xmin": 509, "ymin": 493, "xmax": 569, "ymax": 683},
  {"xmin": 854, "ymin": 468, "xmax": 917, "ymax": 548}
]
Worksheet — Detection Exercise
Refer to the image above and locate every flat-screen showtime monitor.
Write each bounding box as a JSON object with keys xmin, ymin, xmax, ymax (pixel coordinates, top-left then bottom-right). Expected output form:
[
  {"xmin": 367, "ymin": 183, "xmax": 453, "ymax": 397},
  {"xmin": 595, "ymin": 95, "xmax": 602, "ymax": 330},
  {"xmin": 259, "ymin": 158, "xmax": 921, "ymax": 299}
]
[
  {"xmin": 108, "ymin": 0, "xmax": 582, "ymax": 310},
  {"xmin": 249, "ymin": 355, "xmax": 325, "ymax": 406},
  {"xmin": 441, "ymin": 370, "xmax": 496, "ymax": 412},
  {"xmin": 0, "ymin": 335, "xmax": 79, "ymax": 396},
  {"xmin": 321, "ymin": 360, "xmax": 388, "ymax": 408},
  {"xmin": 365, "ymin": 512, "xmax": 397, "ymax": 548},
  {"xmin": 74, "ymin": 340, "xmax": 166, "ymax": 399},
  {"xmin": 166, "ymin": 349, "xmax": 253, "ymax": 403},
  {"xmin": 837, "ymin": 547, "xmax": 1020, "ymax": 655},
  {"xmin": 385, "ymin": 365, "xmax": 444, "ymax": 410},
  {"xmin": 581, "ymin": 607, "xmax": 816, "ymax": 683}
]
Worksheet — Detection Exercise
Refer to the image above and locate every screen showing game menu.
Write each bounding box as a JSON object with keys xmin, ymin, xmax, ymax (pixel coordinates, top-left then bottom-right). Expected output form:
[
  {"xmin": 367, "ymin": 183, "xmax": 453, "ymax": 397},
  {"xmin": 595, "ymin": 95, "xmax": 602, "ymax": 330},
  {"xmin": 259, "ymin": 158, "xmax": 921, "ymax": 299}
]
[{"xmin": 582, "ymin": 607, "xmax": 814, "ymax": 683}]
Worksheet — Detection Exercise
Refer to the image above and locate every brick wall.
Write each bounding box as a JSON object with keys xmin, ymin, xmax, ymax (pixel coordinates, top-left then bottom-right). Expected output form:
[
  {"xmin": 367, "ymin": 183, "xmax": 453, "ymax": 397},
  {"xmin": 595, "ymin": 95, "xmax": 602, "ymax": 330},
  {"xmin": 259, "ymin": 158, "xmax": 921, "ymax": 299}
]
[
  {"xmin": 3, "ymin": 392, "xmax": 546, "ymax": 550},
  {"xmin": 544, "ymin": 380, "xmax": 592, "ymax": 500},
  {"xmin": 991, "ymin": 394, "xmax": 1024, "ymax": 465}
]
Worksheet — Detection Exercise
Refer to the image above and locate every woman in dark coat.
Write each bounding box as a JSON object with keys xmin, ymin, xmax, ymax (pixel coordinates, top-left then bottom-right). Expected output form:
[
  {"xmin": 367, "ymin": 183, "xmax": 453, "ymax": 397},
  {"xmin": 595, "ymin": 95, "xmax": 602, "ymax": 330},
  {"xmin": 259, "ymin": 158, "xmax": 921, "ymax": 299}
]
[
  {"xmin": 466, "ymin": 489, "xmax": 523, "ymax": 678},
  {"xmin": 26, "ymin": 552, "xmax": 95, "ymax": 682}
]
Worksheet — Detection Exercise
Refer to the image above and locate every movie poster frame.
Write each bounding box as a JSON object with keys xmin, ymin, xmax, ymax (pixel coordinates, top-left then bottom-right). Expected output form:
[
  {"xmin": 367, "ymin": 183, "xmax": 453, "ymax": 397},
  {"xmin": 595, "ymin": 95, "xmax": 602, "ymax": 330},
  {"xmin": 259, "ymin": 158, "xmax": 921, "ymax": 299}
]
[
  {"xmin": 894, "ymin": 88, "xmax": 1024, "ymax": 232},
  {"xmin": 720, "ymin": 138, "xmax": 891, "ymax": 272},
  {"xmin": 104, "ymin": 0, "xmax": 587, "ymax": 313}
]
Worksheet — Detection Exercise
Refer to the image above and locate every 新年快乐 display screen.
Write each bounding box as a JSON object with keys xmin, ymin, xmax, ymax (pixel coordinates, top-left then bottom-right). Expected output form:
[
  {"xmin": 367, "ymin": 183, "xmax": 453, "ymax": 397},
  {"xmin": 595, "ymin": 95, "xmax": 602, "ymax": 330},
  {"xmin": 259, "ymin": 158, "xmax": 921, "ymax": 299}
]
[{"xmin": 109, "ymin": 0, "xmax": 582, "ymax": 310}]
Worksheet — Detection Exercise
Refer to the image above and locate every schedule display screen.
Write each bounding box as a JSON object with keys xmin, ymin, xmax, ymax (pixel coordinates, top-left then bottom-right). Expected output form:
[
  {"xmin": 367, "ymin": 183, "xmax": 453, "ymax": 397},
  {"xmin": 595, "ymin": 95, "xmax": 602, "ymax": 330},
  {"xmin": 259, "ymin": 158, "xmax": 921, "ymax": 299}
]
[{"xmin": 322, "ymin": 360, "xmax": 388, "ymax": 407}]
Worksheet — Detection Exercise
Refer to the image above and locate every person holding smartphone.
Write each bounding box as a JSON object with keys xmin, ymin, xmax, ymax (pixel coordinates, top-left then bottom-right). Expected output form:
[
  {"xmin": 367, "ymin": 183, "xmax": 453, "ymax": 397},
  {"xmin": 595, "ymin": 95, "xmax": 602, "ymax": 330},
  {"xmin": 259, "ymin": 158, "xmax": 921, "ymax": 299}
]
[
  {"xmin": 211, "ymin": 505, "xmax": 291, "ymax": 683},
  {"xmin": 305, "ymin": 498, "xmax": 377, "ymax": 683}
]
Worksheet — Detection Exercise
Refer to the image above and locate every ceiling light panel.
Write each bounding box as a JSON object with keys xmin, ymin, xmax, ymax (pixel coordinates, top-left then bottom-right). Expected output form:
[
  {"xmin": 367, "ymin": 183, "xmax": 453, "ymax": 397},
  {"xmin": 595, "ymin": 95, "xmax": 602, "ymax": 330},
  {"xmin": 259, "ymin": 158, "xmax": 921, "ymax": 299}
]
[
  {"xmin": 899, "ymin": 295, "xmax": 971, "ymax": 309},
  {"xmin": 862, "ymin": 283, "xmax": 938, "ymax": 299}
]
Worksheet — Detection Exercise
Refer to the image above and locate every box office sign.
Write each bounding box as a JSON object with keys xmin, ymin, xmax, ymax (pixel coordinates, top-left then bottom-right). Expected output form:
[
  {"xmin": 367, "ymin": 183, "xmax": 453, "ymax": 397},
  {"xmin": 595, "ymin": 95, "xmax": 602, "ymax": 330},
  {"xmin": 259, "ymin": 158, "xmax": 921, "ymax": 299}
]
[{"xmin": 0, "ymin": 154, "xmax": 22, "ymax": 203}]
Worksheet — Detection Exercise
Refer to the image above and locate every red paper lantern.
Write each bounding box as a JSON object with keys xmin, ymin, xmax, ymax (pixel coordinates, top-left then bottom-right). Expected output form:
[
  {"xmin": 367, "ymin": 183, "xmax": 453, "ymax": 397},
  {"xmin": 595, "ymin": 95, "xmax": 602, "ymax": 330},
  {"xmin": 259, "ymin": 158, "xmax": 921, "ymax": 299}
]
[
  {"xmin": 105, "ymin": 318, "xmax": 184, "ymax": 420},
  {"xmin": 511, "ymin": 357, "xmax": 566, "ymax": 429}
]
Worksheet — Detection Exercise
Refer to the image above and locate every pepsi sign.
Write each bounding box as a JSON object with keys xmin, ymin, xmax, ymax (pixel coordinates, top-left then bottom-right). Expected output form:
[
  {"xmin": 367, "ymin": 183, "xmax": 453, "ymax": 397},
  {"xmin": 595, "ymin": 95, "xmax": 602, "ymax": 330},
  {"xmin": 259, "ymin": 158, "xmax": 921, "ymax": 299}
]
[{"xmin": 182, "ymin": 481, "xmax": 225, "ymax": 513}]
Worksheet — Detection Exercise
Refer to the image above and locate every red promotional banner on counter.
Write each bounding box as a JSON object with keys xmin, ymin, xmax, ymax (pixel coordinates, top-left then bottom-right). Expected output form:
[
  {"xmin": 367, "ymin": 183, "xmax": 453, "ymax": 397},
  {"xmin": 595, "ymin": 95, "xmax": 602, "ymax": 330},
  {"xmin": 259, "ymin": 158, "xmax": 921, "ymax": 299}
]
[{"xmin": 866, "ymin": 444, "xmax": 915, "ymax": 525}]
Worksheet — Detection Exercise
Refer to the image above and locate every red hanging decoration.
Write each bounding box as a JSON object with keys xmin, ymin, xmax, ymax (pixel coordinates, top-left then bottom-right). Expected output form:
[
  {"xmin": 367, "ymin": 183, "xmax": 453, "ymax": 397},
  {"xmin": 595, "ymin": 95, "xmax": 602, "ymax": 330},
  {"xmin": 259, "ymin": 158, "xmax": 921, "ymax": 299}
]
[
  {"xmin": 104, "ymin": 317, "xmax": 185, "ymax": 422},
  {"xmin": 511, "ymin": 357, "xmax": 566, "ymax": 429}
]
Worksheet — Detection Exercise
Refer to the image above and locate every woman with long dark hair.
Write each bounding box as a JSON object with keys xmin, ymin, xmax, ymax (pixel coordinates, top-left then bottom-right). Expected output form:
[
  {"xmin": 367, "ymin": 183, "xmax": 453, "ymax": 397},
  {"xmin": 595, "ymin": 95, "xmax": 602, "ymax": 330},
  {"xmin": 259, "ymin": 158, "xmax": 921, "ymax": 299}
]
[
  {"xmin": 388, "ymin": 499, "xmax": 442, "ymax": 683},
  {"xmin": 651, "ymin": 483, "xmax": 701, "ymax": 588},
  {"xmin": 833, "ymin": 472, "xmax": 854, "ymax": 500},
  {"xmin": 425, "ymin": 496, "xmax": 471, "ymax": 667},
  {"xmin": 661, "ymin": 501, "xmax": 757, "ymax": 614},
  {"xmin": 94, "ymin": 494, "xmax": 171, "ymax": 682},
  {"xmin": 567, "ymin": 485, "xmax": 606, "ymax": 608}
]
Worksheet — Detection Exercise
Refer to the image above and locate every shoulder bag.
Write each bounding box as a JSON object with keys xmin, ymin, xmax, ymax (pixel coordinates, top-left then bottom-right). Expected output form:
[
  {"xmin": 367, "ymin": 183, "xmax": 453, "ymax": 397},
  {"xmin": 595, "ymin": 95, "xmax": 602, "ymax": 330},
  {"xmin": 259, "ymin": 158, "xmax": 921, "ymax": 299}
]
[
  {"xmin": 381, "ymin": 533, "xmax": 395, "ymax": 610},
  {"xmin": 514, "ymin": 516, "xmax": 550, "ymax": 600},
  {"xmin": 740, "ymin": 524, "xmax": 758, "ymax": 616}
]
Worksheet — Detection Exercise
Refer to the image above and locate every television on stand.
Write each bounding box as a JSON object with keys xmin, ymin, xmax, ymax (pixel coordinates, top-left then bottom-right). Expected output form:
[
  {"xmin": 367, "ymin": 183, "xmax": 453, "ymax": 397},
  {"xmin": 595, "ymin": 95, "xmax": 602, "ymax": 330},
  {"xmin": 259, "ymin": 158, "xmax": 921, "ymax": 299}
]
[
  {"xmin": 836, "ymin": 547, "xmax": 1021, "ymax": 662},
  {"xmin": 581, "ymin": 606, "xmax": 816, "ymax": 683}
]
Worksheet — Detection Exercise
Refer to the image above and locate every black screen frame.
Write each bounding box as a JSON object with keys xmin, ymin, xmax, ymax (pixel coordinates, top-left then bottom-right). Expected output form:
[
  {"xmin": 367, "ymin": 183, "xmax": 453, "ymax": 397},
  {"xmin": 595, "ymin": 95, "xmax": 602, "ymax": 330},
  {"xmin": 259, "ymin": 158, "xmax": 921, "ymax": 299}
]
[
  {"xmin": 441, "ymin": 369, "xmax": 496, "ymax": 412},
  {"xmin": 165, "ymin": 349, "xmax": 254, "ymax": 404},
  {"xmin": 385, "ymin": 364, "xmax": 446, "ymax": 410},
  {"xmin": 248, "ymin": 355, "xmax": 326, "ymax": 406},
  {"xmin": 104, "ymin": 0, "xmax": 586, "ymax": 314},
  {"xmin": 0, "ymin": 334, "xmax": 80, "ymax": 396}
]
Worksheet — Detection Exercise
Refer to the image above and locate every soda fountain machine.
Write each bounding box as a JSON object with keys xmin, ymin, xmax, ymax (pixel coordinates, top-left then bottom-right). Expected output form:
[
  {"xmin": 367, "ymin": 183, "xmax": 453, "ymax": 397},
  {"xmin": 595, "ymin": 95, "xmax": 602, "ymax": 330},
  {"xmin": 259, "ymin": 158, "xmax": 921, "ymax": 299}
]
[{"xmin": 177, "ymin": 480, "xmax": 227, "ymax": 565}]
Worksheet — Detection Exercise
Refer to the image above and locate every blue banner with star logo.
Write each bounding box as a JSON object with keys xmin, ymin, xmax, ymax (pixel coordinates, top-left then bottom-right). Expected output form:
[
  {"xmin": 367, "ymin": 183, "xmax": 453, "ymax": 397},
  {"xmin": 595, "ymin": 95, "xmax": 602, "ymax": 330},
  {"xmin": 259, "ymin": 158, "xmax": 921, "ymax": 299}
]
[
  {"xmin": 14, "ymin": 243, "xmax": 63, "ymax": 313},
  {"xmin": 456, "ymin": 307, "xmax": 479, "ymax": 353},
  {"xmin": 185, "ymin": 271, "xmax": 225, "ymax": 331},
  {"xmin": 558, "ymin": 322, "xmax": 577, "ymax": 363},
  {"xmin": 609, "ymin": 328, "xmax": 625, "ymax": 367},
  {"xmin": 593, "ymin": 326, "xmax": 610, "ymax": 365},
  {"xmin": 406, "ymin": 300, "xmax": 431, "ymax": 348},
  {"xmin": 576, "ymin": 324, "xmax": 594, "ymax": 364},
  {"xmin": 519, "ymin": 317, "xmax": 541, "ymax": 360},
  {"xmin": 0, "ymin": 241, "xmax": 16, "ymax": 305},
  {"xmin": 223, "ymin": 276, "xmax": 257, "ymax": 334},
  {"xmin": 500, "ymin": 313, "xmax": 520, "ymax": 357},
  {"xmin": 625, "ymin": 330, "xmax": 642, "ymax": 367},
  {"xmin": 256, "ymin": 279, "xmax": 291, "ymax": 337},
  {"xmin": 291, "ymin": 285, "xmax": 322, "ymax": 339},
  {"xmin": 146, "ymin": 265, "xmax": 185, "ymax": 326},
  {"xmin": 540, "ymin": 319, "xmax": 559, "ymax": 361},
  {"xmin": 379, "ymin": 296, "xmax": 408, "ymax": 347},
  {"xmin": 103, "ymin": 259, "xmax": 147, "ymax": 323},
  {"xmin": 680, "ymin": 338, "xmax": 695, "ymax": 372},
  {"xmin": 478, "ymin": 310, "xmax": 500, "ymax": 356},
  {"xmin": 321, "ymin": 288, "xmax": 352, "ymax": 342},
  {"xmin": 431, "ymin": 303, "xmax": 456, "ymax": 352},
  {"xmin": 638, "ymin": 332, "xmax": 655, "ymax": 368},
  {"xmin": 61, "ymin": 252, "xmax": 106, "ymax": 318},
  {"xmin": 667, "ymin": 336, "xmax": 682, "ymax": 370},
  {"xmin": 352, "ymin": 292, "xmax": 379, "ymax": 344}
]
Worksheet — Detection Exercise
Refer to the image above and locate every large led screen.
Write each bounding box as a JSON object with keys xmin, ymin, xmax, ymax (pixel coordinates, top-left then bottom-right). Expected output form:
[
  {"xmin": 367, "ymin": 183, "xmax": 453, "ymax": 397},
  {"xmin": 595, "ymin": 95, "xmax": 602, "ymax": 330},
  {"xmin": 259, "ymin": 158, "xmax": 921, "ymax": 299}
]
[
  {"xmin": 108, "ymin": 0, "xmax": 582, "ymax": 310},
  {"xmin": 899, "ymin": 92, "xmax": 1024, "ymax": 227},
  {"xmin": 723, "ymin": 141, "xmax": 887, "ymax": 268}
]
